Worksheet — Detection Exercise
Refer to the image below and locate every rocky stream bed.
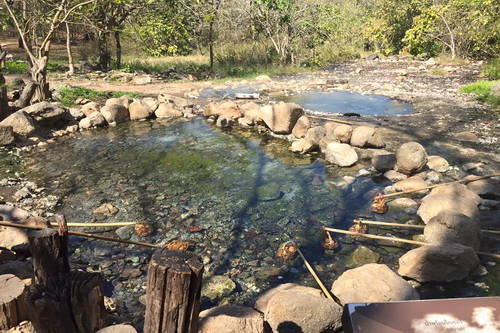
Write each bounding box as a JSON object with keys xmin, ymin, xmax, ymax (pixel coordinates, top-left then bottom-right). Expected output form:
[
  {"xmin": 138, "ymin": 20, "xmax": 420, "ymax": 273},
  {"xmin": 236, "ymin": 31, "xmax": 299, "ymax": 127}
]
[{"xmin": 0, "ymin": 56, "xmax": 499, "ymax": 332}]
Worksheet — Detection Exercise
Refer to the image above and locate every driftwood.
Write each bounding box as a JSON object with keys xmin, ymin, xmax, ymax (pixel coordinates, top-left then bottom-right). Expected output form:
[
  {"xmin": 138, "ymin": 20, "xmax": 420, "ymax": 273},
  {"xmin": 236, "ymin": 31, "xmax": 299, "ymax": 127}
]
[
  {"xmin": 144, "ymin": 249, "xmax": 204, "ymax": 333},
  {"xmin": 16, "ymin": 80, "xmax": 38, "ymax": 108},
  {"xmin": 25, "ymin": 215, "xmax": 107, "ymax": 333},
  {"xmin": 0, "ymin": 274, "xmax": 27, "ymax": 330}
]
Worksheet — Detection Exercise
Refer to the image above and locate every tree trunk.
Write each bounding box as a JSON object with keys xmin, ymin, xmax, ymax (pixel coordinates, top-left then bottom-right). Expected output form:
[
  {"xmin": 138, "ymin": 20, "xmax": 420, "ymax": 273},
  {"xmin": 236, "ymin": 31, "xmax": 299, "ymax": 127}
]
[
  {"xmin": 66, "ymin": 22, "xmax": 75, "ymax": 76},
  {"xmin": 16, "ymin": 80, "xmax": 38, "ymax": 108},
  {"xmin": 25, "ymin": 216, "xmax": 107, "ymax": 333},
  {"xmin": 0, "ymin": 274, "xmax": 27, "ymax": 331},
  {"xmin": 209, "ymin": 21, "xmax": 215, "ymax": 79},
  {"xmin": 0, "ymin": 86, "xmax": 8, "ymax": 120},
  {"xmin": 97, "ymin": 31, "xmax": 110, "ymax": 71},
  {"xmin": 144, "ymin": 249, "xmax": 204, "ymax": 333},
  {"xmin": 114, "ymin": 30, "xmax": 122, "ymax": 69}
]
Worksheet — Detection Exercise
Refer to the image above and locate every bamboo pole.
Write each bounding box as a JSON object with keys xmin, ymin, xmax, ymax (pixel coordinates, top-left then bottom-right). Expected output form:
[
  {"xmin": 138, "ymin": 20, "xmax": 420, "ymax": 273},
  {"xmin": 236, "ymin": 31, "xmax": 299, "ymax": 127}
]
[
  {"xmin": 352, "ymin": 219, "xmax": 500, "ymax": 235},
  {"xmin": 292, "ymin": 242, "xmax": 341, "ymax": 305},
  {"xmin": 0, "ymin": 221, "xmax": 160, "ymax": 249},
  {"xmin": 380, "ymin": 172, "xmax": 500, "ymax": 199},
  {"xmin": 323, "ymin": 226, "xmax": 500, "ymax": 260}
]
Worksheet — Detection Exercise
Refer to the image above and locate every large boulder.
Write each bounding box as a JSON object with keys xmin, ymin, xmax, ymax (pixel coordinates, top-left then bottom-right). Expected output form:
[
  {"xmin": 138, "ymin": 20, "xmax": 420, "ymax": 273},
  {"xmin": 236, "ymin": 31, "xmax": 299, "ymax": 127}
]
[
  {"xmin": 291, "ymin": 138, "xmax": 317, "ymax": 154},
  {"xmin": 333, "ymin": 124, "xmax": 353, "ymax": 143},
  {"xmin": 199, "ymin": 305, "xmax": 265, "ymax": 333},
  {"xmin": 429, "ymin": 183, "xmax": 482, "ymax": 205},
  {"xmin": 350, "ymin": 126, "xmax": 385, "ymax": 148},
  {"xmin": 79, "ymin": 111, "xmax": 107, "ymax": 129},
  {"xmin": 0, "ymin": 111, "xmax": 36, "ymax": 135},
  {"xmin": 331, "ymin": 263, "xmax": 420, "ymax": 304},
  {"xmin": 292, "ymin": 115, "xmax": 311, "ymax": 138},
  {"xmin": 305, "ymin": 126, "xmax": 326, "ymax": 144},
  {"xmin": 259, "ymin": 102, "xmax": 303, "ymax": 135},
  {"xmin": 398, "ymin": 244, "xmax": 479, "ymax": 282},
  {"xmin": 105, "ymin": 96, "xmax": 133, "ymax": 109},
  {"xmin": 81, "ymin": 101, "xmax": 100, "ymax": 117},
  {"xmin": 325, "ymin": 142, "xmax": 358, "ymax": 167},
  {"xmin": 239, "ymin": 102, "xmax": 261, "ymax": 124},
  {"xmin": 96, "ymin": 324, "xmax": 137, "ymax": 333},
  {"xmin": 263, "ymin": 286, "xmax": 342, "ymax": 333},
  {"xmin": 203, "ymin": 101, "xmax": 242, "ymax": 120},
  {"xmin": 395, "ymin": 141, "xmax": 428, "ymax": 175},
  {"xmin": 467, "ymin": 178, "xmax": 500, "ymax": 200},
  {"xmin": 0, "ymin": 126, "xmax": 15, "ymax": 146},
  {"xmin": 100, "ymin": 104, "xmax": 129, "ymax": 126},
  {"xmin": 155, "ymin": 103, "xmax": 183, "ymax": 119},
  {"xmin": 21, "ymin": 101, "xmax": 67, "ymax": 125},
  {"xmin": 158, "ymin": 93, "xmax": 193, "ymax": 108},
  {"xmin": 129, "ymin": 99, "xmax": 154, "ymax": 120},
  {"xmin": 424, "ymin": 210, "xmax": 481, "ymax": 250},
  {"xmin": 372, "ymin": 151, "xmax": 397, "ymax": 172},
  {"xmin": 254, "ymin": 283, "xmax": 320, "ymax": 313},
  {"xmin": 417, "ymin": 194, "xmax": 479, "ymax": 224}
]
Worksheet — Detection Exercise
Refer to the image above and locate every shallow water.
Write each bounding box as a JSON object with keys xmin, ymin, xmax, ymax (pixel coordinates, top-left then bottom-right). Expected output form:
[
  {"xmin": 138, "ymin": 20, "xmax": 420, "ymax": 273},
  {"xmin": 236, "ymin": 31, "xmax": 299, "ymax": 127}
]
[
  {"xmin": 281, "ymin": 91, "xmax": 414, "ymax": 116},
  {"xmin": 19, "ymin": 117, "xmax": 493, "ymax": 323}
]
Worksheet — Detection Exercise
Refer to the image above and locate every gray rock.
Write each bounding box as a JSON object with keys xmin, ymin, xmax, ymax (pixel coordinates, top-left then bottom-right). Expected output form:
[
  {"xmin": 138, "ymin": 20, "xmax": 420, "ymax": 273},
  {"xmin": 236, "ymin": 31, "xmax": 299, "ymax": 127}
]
[
  {"xmin": 291, "ymin": 138, "xmax": 318, "ymax": 154},
  {"xmin": 427, "ymin": 155, "xmax": 449, "ymax": 172},
  {"xmin": 264, "ymin": 287, "xmax": 342, "ymax": 333},
  {"xmin": 467, "ymin": 178, "xmax": 500, "ymax": 200},
  {"xmin": 105, "ymin": 96, "xmax": 133, "ymax": 109},
  {"xmin": 350, "ymin": 126, "xmax": 385, "ymax": 148},
  {"xmin": 158, "ymin": 93, "xmax": 193, "ymax": 108},
  {"xmin": 305, "ymin": 126, "xmax": 326, "ymax": 144},
  {"xmin": 0, "ymin": 126, "xmax": 15, "ymax": 146},
  {"xmin": 259, "ymin": 102, "xmax": 303, "ymax": 135},
  {"xmin": 332, "ymin": 263, "xmax": 420, "ymax": 304},
  {"xmin": 142, "ymin": 97, "xmax": 159, "ymax": 112},
  {"xmin": 491, "ymin": 81, "xmax": 500, "ymax": 98},
  {"xmin": 199, "ymin": 305, "xmax": 265, "ymax": 333},
  {"xmin": 454, "ymin": 131, "xmax": 478, "ymax": 142},
  {"xmin": 347, "ymin": 245, "xmax": 380, "ymax": 267},
  {"xmin": 129, "ymin": 99, "xmax": 154, "ymax": 120},
  {"xmin": 254, "ymin": 283, "xmax": 320, "ymax": 313},
  {"xmin": 100, "ymin": 104, "xmax": 129, "ymax": 126},
  {"xmin": 384, "ymin": 170, "xmax": 407, "ymax": 182},
  {"xmin": 388, "ymin": 198, "xmax": 418, "ymax": 209},
  {"xmin": 202, "ymin": 275, "xmax": 236, "ymax": 302},
  {"xmin": 204, "ymin": 101, "xmax": 242, "ymax": 120},
  {"xmin": 418, "ymin": 193, "xmax": 479, "ymax": 224},
  {"xmin": 292, "ymin": 115, "xmax": 311, "ymax": 138},
  {"xmin": 155, "ymin": 103, "xmax": 183, "ymax": 119},
  {"xmin": 21, "ymin": 101, "xmax": 67, "ymax": 125},
  {"xmin": 79, "ymin": 111, "xmax": 107, "ymax": 129},
  {"xmin": 429, "ymin": 183, "xmax": 481, "ymax": 206},
  {"xmin": 69, "ymin": 107, "xmax": 85, "ymax": 120},
  {"xmin": 394, "ymin": 176, "xmax": 428, "ymax": 192},
  {"xmin": 81, "ymin": 101, "xmax": 100, "ymax": 117},
  {"xmin": 0, "ymin": 111, "xmax": 36, "ymax": 135},
  {"xmin": 131, "ymin": 74, "xmax": 152, "ymax": 85},
  {"xmin": 96, "ymin": 324, "xmax": 137, "ymax": 333},
  {"xmin": 398, "ymin": 244, "xmax": 479, "ymax": 282},
  {"xmin": 395, "ymin": 141, "xmax": 428, "ymax": 175},
  {"xmin": 424, "ymin": 210, "xmax": 481, "ymax": 250},
  {"xmin": 333, "ymin": 124, "xmax": 353, "ymax": 143},
  {"xmin": 372, "ymin": 151, "xmax": 396, "ymax": 172},
  {"xmin": 325, "ymin": 142, "xmax": 358, "ymax": 167}
]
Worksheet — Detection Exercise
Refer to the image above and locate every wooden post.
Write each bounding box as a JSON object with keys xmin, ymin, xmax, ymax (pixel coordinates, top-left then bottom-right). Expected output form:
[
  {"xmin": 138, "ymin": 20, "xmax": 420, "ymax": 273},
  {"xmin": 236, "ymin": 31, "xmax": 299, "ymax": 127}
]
[
  {"xmin": 25, "ymin": 215, "xmax": 107, "ymax": 333},
  {"xmin": 0, "ymin": 274, "xmax": 27, "ymax": 330},
  {"xmin": 144, "ymin": 249, "xmax": 204, "ymax": 333}
]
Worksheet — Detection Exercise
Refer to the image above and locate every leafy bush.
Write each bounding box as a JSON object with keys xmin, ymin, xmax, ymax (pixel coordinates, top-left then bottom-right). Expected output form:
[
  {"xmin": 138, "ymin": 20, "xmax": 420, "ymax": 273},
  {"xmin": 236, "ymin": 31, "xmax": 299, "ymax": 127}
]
[
  {"xmin": 483, "ymin": 58, "xmax": 500, "ymax": 80},
  {"xmin": 460, "ymin": 80, "xmax": 500, "ymax": 107},
  {"xmin": 56, "ymin": 87, "xmax": 144, "ymax": 107}
]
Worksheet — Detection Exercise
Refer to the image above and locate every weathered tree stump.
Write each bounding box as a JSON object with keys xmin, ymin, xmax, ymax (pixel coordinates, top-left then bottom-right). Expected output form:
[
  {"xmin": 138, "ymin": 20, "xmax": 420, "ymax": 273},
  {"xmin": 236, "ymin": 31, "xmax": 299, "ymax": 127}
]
[
  {"xmin": 25, "ymin": 215, "xmax": 107, "ymax": 333},
  {"xmin": 0, "ymin": 86, "xmax": 8, "ymax": 120},
  {"xmin": 144, "ymin": 249, "xmax": 204, "ymax": 333},
  {"xmin": 16, "ymin": 80, "xmax": 37, "ymax": 109},
  {"xmin": 0, "ymin": 274, "xmax": 27, "ymax": 330}
]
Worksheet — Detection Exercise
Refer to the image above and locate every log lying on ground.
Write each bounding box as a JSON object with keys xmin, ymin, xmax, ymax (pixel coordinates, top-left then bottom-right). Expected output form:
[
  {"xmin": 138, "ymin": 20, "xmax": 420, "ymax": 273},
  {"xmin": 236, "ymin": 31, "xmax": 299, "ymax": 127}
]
[
  {"xmin": 0, "ymin": 274, "xmax": 27, "ymax": 330},
  {"xmin": 144, "ymin": 249, "xmax": 204, "ymax": 333}
]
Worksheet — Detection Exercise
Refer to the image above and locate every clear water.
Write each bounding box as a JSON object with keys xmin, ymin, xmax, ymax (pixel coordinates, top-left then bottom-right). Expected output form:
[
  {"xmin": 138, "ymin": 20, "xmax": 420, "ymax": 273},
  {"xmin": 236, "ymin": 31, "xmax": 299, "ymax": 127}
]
[
  {"xmin": 18, "ymin": 117, "xmax": 493, "ymax": 324},
  {"xmin": 282, "ymin": 91, "xmax": 413, "ymax": 116}
]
